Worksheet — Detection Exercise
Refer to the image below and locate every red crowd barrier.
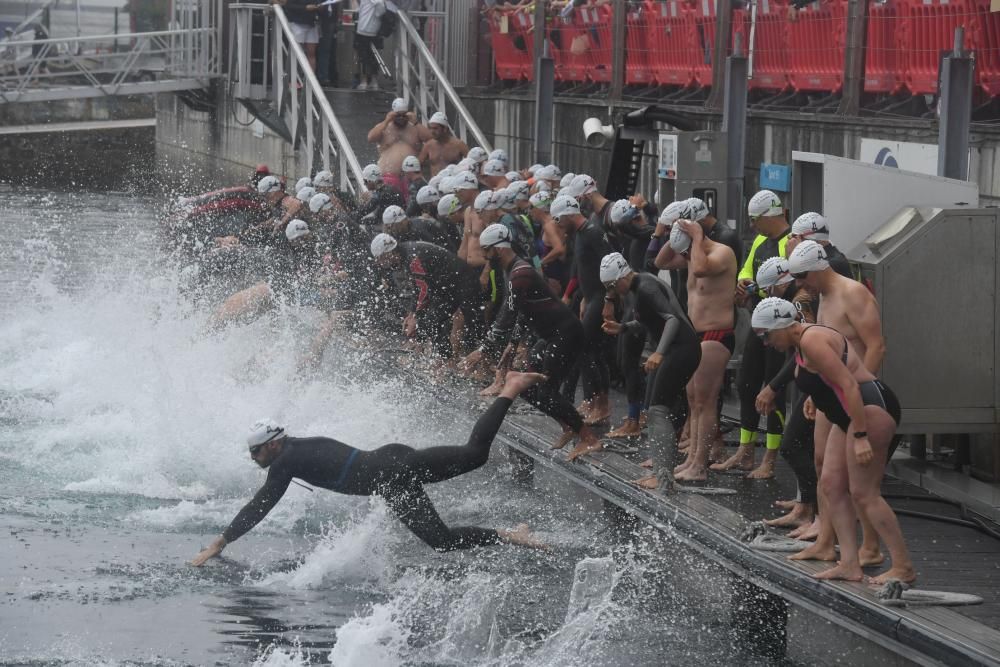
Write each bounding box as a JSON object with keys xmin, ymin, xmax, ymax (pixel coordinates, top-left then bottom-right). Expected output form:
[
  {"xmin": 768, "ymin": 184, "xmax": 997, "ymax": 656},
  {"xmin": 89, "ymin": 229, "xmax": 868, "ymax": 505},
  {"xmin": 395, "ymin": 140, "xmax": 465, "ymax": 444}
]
[
  {"xmin": 625, "ymin": 0, "xmax": 655, "ymax": 86},
  {"xmin": 650, "ymin": 0, "xmax": 697, "ymax": 87},
  {"xmin": 487, "ymin": 0, "xmax": 1000, "ymax": 100},
  {"xmin": 786, "ymin": 0, "xmax": 848, "ymax": 92}
]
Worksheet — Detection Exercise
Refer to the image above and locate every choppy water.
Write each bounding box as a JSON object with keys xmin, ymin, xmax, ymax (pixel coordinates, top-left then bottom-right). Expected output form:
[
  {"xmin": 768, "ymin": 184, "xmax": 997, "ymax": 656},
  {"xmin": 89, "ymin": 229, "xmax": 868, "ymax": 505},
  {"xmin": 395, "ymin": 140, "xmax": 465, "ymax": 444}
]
[{"xmin": 0, "ymin": 187, "xmax": 792, "ymax": 666}]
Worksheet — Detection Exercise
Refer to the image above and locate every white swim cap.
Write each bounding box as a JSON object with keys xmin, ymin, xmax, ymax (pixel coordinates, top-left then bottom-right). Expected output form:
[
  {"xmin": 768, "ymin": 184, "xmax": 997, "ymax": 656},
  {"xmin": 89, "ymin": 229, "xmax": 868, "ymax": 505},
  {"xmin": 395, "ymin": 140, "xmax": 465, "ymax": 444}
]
[
  {"xmin": 451, "ymin": 171, "xmax": 479, "ymax": 191},
  {"xmin": 401, "ymin": 155, "xmax": 422, "ymax": 173},
  {"xmin": 599, "ymin": 252, "xmax": 632, "ymax": 285},
  {"xmin": 309, "ymin": 193, "xmax": 333, "ymax": 214},
  {"xmin": 756, "ymin": 256, "xmax": 794, "ymax": 289},
  {"xmin": 668, "ymin": 222, "xmax": 692, "ymax": 254},
  {"xmin": 257, "ymin": 175, "xmax": 282, "ymax": 194},
  {"xmin": 295, "ymin": 176, "xmax": 313, "ymax": 193},
  {"xmin": 481, "ymin": 159, "xmax": 507, "ymax": 177},
  {"xmin": 456, "ymin": 157, "xmax": 476, "ymax": 173},
  {"xmin": 391, "ymin": 97, "xmax": 408, "ymax": 113},
  {"xmin": 788, "ymin": 240, "xmax": 830, "ymax": 274},
  {"xmin": 295, "ymin": 186, "xmax": 316, "ymax": 203},
  {"xmin": 494, "ymin": 188, "xmax": 517, "ymax": 210},
  {"xmin": 752, "ymin": 297, "xmax": 798, "ymax": 331},
  {"xmin": 559, "ymin": 172, "xmax": 576, "ymax": 189},
  {"xmin": 285, "ymin": 219, "xmax": 310, "ymax": 242},
  {"xmin": 658, "ymin": 200, "xmax": 687, "ymax": 227},
  {"xmin": 362, "ymin": 164, "xmax": 383, "ymax": 183},
  {"xmin": 370, "ymin": 232, "xmax": 398, "ymax": 258},
  {"xmin": 247, "ymin": 418, "xmax": 285, "ymax": 449},
  {"xmin": 565, "ymin": 174, "xmax": 597, "ymax": 198},
  {"xmin": 550, "ymin": 195, "xmax": 581, "ymax": 219},
  {"xmin": 437, "ymin": 193, "xmax": 462, "ymax": 217},
  {"xmin": 505, "ymin": 171, "xmax": 521, "ymax": 182},
  {"xmin": 474, "ymin": 189, "xmax": 497, "ymax": 212},
  {"xmin": 748, "ymin": 189, "xmax": 783, "ymax": 219},
  {"xmin": 791, "ymin": 212, "xmax": 830, "ymax": 241},
  {"xmin": 313, "ymin": 170, "xmax": 334, "ymax": 188},
  {"xmin": 438, "ymin": 176, "xmax": 457, "ymax": 195},
  {"xmin": 382, "ymin": 205, "xmax": 407, "ymax": 226},
  {"xmin": 480, "ymin": 223, "xmax": 512, "ymax": 249},
  {"xmin": 428, "ymin": 111, "xmax": 450, "ymax": 129},
  {"xmin": 683, "ymin": 197, "xmax": 710, "ymax": 222},
  {"xmin": 529, "ymin": 190, "xmax": 554, "ymax": 210},
  {"xmin": 416, "ymin": 185, "xmax": 441, "ymax": 205},
  {"xmin": 610, "ymin": 199, "xmax": 639, "ymax": 225},
  {"xmin": 506, "ymin": 180, "xmax": 531, "ymax": 201},
  {"xmin": 467, "ymin": 146, "xmax": 489, "ymax": 164},
  {"xmin": 536, "ymin": 164, "xmax": 560, "ymax": 181},
  {"xmin": 488, "ymin": 148, "xmax": 509, "ymax": 165}
]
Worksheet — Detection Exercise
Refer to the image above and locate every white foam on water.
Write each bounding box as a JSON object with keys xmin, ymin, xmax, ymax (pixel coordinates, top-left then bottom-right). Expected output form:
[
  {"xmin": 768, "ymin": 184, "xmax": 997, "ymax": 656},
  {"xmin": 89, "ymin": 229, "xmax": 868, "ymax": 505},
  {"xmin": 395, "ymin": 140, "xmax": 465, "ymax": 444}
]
[
  {"xmin": 328, "ymin": 600, "xmax": 412, "ymax": 667},
  {"xmin": 252, "ymin": 640, "xmax": 312, "ymax": 667}
]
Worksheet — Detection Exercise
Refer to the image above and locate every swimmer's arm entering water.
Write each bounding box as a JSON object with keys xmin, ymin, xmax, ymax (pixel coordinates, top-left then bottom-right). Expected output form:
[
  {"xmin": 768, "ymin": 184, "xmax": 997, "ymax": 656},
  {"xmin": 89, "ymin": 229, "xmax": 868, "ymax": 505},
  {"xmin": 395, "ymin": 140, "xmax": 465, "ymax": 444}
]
[{"xmin": 190, "ymin": 466, "xmax": 292, "ymax": 566}]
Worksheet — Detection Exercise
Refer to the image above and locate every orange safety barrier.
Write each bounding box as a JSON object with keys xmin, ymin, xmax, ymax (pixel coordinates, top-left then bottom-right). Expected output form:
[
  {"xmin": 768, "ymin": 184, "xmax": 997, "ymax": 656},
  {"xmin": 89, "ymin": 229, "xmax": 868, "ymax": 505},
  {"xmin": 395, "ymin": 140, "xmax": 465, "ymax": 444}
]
[
  {"xmin": 974, "ymin": 0, "xmax": 1000, "ymax": 97},
  {"xmin": 488, "ymin": 9, "xmax": 533, "ymax": 81},
  {"xmin": 692, "ymin": 0, "xmax": 749, "ymax": 87},
  {"xmin": 901, "ymin": 0, "xmax": 980, "ymax": 95},
  {"xmin": 864, "ymin": 0, "xmax": 902, "ymax": 93},
  {"xmin": 625, "ymin": 0, "xmax": 656, "ymax": 86},
  {"xmin": 579, "ymin": 4, "xmax": 615, "ymax": 83},
  {"xmin": 786, "ymin": 0, "xmax": 848, "ymax": 92},
  {"xmin": 649, "ymin": 0, "xmax": 697, "ymax": 88}
]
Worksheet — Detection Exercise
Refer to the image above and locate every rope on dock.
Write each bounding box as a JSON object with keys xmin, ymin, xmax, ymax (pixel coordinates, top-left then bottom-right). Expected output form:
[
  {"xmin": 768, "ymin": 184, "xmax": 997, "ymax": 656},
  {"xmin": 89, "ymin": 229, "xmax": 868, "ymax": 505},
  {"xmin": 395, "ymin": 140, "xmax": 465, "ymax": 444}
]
[{"xmin": 876, "ymin": 580, "xmax": 984, "ymax": 608}]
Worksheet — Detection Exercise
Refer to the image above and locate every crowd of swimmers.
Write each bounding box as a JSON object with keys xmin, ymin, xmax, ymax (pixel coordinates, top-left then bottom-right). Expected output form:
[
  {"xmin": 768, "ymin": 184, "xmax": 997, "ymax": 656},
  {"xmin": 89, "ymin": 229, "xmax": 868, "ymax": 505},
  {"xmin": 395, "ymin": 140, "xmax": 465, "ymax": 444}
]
[{"xmin": 179, "ymin": 97, "xmax": 915, "ymax": 585}]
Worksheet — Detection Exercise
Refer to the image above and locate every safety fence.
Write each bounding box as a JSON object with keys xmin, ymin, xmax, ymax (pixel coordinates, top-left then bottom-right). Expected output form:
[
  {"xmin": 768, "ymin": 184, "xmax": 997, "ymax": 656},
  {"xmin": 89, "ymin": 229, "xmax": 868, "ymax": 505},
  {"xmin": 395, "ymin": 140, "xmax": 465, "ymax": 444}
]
[{"xmin": 486, "ymin": 0, "xmax": 1000, "ymax": 99}]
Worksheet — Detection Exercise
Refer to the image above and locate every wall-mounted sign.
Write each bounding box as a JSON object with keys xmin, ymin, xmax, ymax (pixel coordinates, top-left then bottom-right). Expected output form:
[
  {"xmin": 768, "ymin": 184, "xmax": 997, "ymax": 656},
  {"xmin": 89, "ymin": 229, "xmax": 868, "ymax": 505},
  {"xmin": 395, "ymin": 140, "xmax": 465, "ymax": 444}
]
[{"xmin": 657, "ymin": 133, "xmax": 678, "ymax": 179}]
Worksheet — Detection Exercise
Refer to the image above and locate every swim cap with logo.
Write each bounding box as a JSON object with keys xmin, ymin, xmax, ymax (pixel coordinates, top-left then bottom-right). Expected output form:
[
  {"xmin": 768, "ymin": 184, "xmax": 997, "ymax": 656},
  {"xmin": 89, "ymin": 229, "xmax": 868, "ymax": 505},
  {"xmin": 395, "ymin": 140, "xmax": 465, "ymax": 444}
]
[
  {"xmin": 480, "ymin": 223, "xmax": 512, "ymax": 249},
  {"xmin": 428, "ymin": 111, "xmax": 450, "ymax": 128},
  {"xmin": 506, "ymin": 180, "xmax": 531, "ymax": 201},
  {"xmin": 309, "ymin": 193, "xmax": 333, "ymax": 214},
  {"xmin": 756, "ymin": 256, "xmax": 794, "ymax": 289},
  {"xmin": 658, "ymin": 200, "xmax": 687, "ymax": 227},
  {"xmin": 683, "ymin": 197, "xmax": 710, "ymax": 222},
  {"xmin": 559, "ymin": 172, "xmax": 576, "ymax": 189},
  {"xmin": 787, "ymin": 240, "xmax": 830, "ymax": 274},
  {"xmin": 751, "ymin": 297, "xmax": 798, "ymax": 331},
  {"xmin": 382, "ymin": 205, "xmax": 407, "ymax": 226},
  {"xmin": 488, "ymin": 148, "xmax": 509, "ymax": 165},
  {"xmin": 451, "ymin": 171, "xmax": 479, "ymax": 191},
  {"xmin": 401, "ymin": 155, "xmax": 421, "ymax": 173},
  {"xmin": 748, "ymin": 189, "xmax": 783, "ymax": 218},
  {"xmin": 529, "ymin": 190, "xmax": 554, "ymax": 210},
  {"xmin": 247, "ymin": 418, "xmax": 285, "ymax": 449},
  {"xmin": 599, "ymin": 252, "xmax": 632, "ymax": 284},
  {"xmin": 295, "ymin": 186, "xmax": 316, "ymax": 203},
  {"xmin": 437, "ymin": 193, "xmax": 462, "ymax": 217},
  {"xmin": 362, "ymin": 164, "xmax": 383, "ymax": 183},
  {"xmin": 391, "ymin": 97, "xmax": 408, "ymax": 113},
  {"xmin": 550, "ymin": 195, "xmax": 581, "ymax": 219},
  {"xmin": 285, "ymin": 219, "xmax": 310, "ymax": 242},
  {"xmin": 481, "ymin": 159, "xmax": 507, "ymax": 177},
  {"xmin": 370, "ymin": 233, "xmax": 398, "ymax": 258},
  {"xmin": 474, "ymin": 189, "xmax": 496, "ymax": 212},
  {"xmin": 668, "ymin": 221, "xmax": 692, "ymax": 254},
  {"xmin": 467, "ymin": 146, "xmax": 488, "ymax": 164},
  {"xmin": 257, "ymin": 176, "xmax": 282, "ymax": 194},
  {"xmin": 416, "ymin": 185, "xmax": 441, "ymax": 206},
  {"xmin": 313, "ymin": 170, "xmax": 334, "ymax": 188},
  {"xmin": 565, "ymin": 174, "xmax": 597, "ymax": 198},
  {"xmin": 610, "ymin": 199, "xmax": 639, "ymax": 225},
  {"xmin": 295, "ymin": 176, "xmax": 312, "ymax": 193},
  {"xmin": 791, "ymin": 212, "xmax": 830, "ymax": 241}
]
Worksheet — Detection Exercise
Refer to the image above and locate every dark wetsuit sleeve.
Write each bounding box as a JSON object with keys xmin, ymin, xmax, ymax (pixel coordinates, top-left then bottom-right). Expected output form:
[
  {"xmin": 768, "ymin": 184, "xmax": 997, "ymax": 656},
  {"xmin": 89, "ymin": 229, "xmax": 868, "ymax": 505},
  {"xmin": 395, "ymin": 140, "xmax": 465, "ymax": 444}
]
[
  {"xmin": 482, "ymin": 274, "xmax": 518, "ymax": 359},
  {"xmin": 222, "ymin": 465, "xmax": 293, "ymax": 543},
  {"xmin": 768, "ymin": 356, "xmax": 796, "ymax": 393}
]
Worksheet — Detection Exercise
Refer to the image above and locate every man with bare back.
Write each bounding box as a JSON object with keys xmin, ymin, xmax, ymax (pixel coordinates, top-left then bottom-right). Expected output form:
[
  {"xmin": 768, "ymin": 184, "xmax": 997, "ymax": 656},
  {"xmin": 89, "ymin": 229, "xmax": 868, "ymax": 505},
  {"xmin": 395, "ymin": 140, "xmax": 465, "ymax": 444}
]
[
  {"xmin": 786, "ymin": 240, "xmax": 889, "ymax": 570},
  {"xmin": 367, "ymin": 98, "xmax": 431, "ymax": 195},
  {"xmin": 655, "ymin": 220, "xmax": 737, "ymax": 482},
  {"xmin": 419, "ymin": 111, "xmax": 469, "ymax": 176}
]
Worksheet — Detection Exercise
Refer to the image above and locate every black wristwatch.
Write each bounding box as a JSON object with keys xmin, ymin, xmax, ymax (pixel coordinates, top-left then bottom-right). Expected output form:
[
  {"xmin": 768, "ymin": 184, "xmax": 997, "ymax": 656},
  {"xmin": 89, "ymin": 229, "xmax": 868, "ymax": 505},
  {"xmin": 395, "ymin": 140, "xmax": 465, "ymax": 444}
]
[{"xmin": 853, "ymin": 431, "xmax": 868, "ymax": 439}]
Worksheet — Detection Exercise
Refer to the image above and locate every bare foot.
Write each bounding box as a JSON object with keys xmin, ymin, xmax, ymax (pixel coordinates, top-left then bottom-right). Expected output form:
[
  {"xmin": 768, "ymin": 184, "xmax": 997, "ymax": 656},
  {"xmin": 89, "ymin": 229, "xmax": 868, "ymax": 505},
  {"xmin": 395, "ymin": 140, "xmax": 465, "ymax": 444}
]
[
  {"xmin": 708, "ymin": 440, "xmax": 727, "ymax": 464},
  {"xmin": 552, "ymin": 430, "xmax": 576, "ymax": 450},
  {"xmin": 567, "ymin": 435, "xmax": 603, "ymax": 462},
  {"xmin": 675, "ymin": 465, "xmax": 707, "ymax": 482},
  {"xmin": 673, "ymin": 459, "xmax": 691, "ymax": 475},
  {"xmin": 606, "ymin": 418, "xmax": 641, "ymax": 439},
  {"xmin": 639, "ymin": 457, "xmax": 653, "ymax": 469},
  {"xmin": 479, "ymin": 379, "xmax": 504, "ymax": 397},
  {"xmin": 790, "ymin": 518, "xmax": 821, "ymax": 541},
  {"xmin": 709, "ymin": 446, "xmax": 754, "ymax": 472},
  {"xmin": 866, "ymin": 566, "xmax": 917, "ymax": 586},
  {"xmin": 859, "ymin": 547, "xmax": 885, "ymax": 568},
  {"xmin": 498, "ymin": 523, "xmax": 550, "ymax": 551},
  {"xmin": 638, "ymin": 412, "xmax": 648, "ymax": 429},
  {"xmin": 764, "ymin": 504, "xmax": 814, "ymax": 528},
  {"xmin": 500, "ymin": 371, "xmax": 547, "ymax": 398},
  {"xmin": 789, "ymin": 542, "xmax": 837, "ymax": 562},
  {"xmin": 746, "ymin": 461, "xmax": 775, "ymax": 480},
  {"xmin": 814, "ymin": 561, "xmax": 864, "ymax": 582},
  {"xmin": 583, "ymin": 411, "xmax": 610, "ymax": 427},
  {"xmin": 774, "ymin": 499, "xmax": 798, "ymax": 510},
  {"xmin": 634, "ymin": 473, "xmax": 673, "ymax": 492},
  {"xmin": 678, "ymin": 439, "xmax": 691, "ymax": 452}
]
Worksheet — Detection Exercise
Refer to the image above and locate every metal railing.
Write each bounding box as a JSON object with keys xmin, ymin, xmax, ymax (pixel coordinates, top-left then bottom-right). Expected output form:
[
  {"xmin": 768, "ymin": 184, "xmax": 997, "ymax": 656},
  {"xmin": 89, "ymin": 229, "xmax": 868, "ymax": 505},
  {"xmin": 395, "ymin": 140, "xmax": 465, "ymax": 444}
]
[
  {"xmin": 0, "ymin": 0, "xmax": 219, "ymax": 104},
  {"xmin": 394, "ymin": 9, "xmax": 491, "ymax": 152},
  {"xmin": 229, "ymin": 4, "xmax": 366, "ymax": 197}
]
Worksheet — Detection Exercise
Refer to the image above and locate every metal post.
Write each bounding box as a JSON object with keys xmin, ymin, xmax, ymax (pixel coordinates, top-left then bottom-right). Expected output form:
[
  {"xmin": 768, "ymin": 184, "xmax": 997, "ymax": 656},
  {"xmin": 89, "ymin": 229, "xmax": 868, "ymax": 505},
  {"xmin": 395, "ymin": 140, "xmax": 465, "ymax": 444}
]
[
  {"xmin": 837, "ymin": 0, "xmax": 869, "ymax": 116},
  {"xmin": 609, "ymin": 0, "xmax": 626, "ymax": 102},
  {"xmin": 938, "ymin": 27, "xmax": 974, "ymax": 181},
  {"xmin": 706, "ymin": 0, "xmax": 733, "ymax": 110},
  {"xmin": 722, "ymin": 50, "xmax": 749, "ymax": 231},
  {"xmin": 533, "ymin": 2, "xmax": 554, "ymax": 165}
]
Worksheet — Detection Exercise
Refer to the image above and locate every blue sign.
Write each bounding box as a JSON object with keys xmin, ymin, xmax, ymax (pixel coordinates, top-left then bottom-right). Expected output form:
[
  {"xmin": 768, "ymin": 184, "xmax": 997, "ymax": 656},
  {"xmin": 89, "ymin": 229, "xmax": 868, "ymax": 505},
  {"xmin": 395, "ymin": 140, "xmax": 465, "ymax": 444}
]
[{"xmin": 759, "ymin": 163, "xmax": 791, "ymax": 192}]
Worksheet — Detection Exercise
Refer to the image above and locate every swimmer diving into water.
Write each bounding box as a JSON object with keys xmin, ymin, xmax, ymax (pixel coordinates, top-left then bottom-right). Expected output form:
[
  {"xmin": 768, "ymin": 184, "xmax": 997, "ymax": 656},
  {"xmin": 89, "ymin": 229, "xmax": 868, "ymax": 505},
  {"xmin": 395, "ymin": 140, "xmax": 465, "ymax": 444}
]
[{"xmin": 191, "ymin": 372, "xmax": 548, "ymax": 566}]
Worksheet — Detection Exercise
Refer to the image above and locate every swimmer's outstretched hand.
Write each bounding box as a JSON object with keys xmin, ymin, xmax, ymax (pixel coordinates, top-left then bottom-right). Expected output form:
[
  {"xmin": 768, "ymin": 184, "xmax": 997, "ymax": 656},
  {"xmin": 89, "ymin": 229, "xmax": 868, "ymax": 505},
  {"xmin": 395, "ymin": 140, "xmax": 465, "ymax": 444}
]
[
  {"xmin": 190, "ymin": 535, "xmax": 227, "ymax": 566},
  {"xmin": 498, "ymin": 524, "xmax": 550, "ymax": 551}
]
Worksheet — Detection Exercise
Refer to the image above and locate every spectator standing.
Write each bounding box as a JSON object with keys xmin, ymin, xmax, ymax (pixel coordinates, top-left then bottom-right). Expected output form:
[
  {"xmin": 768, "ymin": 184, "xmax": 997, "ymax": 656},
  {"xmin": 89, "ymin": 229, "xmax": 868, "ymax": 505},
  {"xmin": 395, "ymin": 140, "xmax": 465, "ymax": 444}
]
[
  {"xmin": 316, "ymin": 0, "xmax": 342, "ymax": 86},
  {"xmin": 274, "ymin": 0, "xmax": 320, "ymax": 72},
  {"xmin": 355, "ymin": 0, "xmax": 387, "ymax": 90}
]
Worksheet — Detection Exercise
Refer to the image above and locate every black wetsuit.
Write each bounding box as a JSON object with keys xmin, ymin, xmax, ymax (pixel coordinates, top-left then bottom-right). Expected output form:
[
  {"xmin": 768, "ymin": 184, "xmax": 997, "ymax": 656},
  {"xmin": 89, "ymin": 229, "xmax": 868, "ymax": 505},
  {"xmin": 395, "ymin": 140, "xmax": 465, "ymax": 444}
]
[
  {"xmin": 396, "ymin": 241, "xmax": 482, "ymax": 356},
  {"xmin": 573, "ymin": 218, "xmax": 616, "ymax": 402},
  {"xmin": 356, "ymin": 184, "xmax": 404, "ymax": 230},
  {"xmin": 484, "ymin": 257, "xmax": 585, "ymax": 432},
  {"xmin": 394, "ymin": 217, "xmax": 456, "ymax": 251},
  {"xmin": 222, "ymin": 398, "xmax": 515, "ymax": 552}
]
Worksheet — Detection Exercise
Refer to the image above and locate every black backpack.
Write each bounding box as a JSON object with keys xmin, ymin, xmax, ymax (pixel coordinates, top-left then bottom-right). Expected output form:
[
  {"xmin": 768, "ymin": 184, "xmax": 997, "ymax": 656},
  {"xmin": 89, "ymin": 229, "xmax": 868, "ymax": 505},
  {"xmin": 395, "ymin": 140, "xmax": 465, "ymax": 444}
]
[{"xmin": 378, "ymin": 10, "xmax": 399, "ymax": 38}]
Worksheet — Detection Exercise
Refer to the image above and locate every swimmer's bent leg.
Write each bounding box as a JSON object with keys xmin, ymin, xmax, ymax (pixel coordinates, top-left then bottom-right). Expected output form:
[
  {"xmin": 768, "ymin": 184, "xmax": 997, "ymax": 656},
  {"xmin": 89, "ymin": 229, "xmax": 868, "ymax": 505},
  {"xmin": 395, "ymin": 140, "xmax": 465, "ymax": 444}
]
[
  {"xmin": 382, "ymin": 481, "xmax": 501, "ymax": 551},
  {"xmin": 403, "ymin": 396, "xmax": 514, "ymax": 484}
]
